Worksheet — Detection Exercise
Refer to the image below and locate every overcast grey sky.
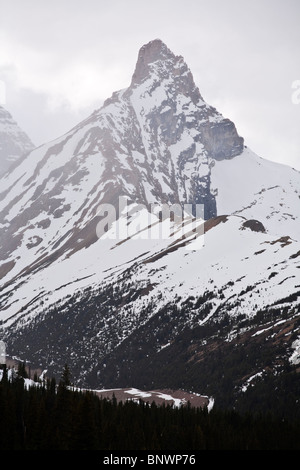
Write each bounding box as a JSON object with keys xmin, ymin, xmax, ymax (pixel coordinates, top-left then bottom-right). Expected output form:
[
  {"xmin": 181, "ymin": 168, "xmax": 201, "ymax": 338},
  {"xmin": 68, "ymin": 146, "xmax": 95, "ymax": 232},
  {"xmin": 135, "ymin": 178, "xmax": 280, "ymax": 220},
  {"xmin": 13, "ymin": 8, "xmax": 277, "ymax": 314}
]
[{"xmin": 0, "ymin": 0, "xmax": 299, "ymax": 170}]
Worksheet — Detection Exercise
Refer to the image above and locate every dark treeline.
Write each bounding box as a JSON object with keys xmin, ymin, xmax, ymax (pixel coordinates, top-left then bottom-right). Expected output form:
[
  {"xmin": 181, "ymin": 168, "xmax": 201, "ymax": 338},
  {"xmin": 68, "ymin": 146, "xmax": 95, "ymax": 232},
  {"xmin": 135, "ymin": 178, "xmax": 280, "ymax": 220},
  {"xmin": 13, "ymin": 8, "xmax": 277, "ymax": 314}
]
[{"xmin": 1, "ymin": 364, "xmax": 300, "ymax": 450}]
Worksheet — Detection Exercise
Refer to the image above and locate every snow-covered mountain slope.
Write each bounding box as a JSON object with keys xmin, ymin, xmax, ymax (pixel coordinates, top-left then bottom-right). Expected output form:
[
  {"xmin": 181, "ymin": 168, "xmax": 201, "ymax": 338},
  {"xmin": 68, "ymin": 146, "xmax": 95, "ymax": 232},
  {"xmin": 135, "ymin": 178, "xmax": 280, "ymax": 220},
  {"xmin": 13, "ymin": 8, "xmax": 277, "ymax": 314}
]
[
  {"xmin": 0, "ymin": 39, "xmax": 299, "ymax": 391},
  {"xmin": 0, "ymin": 105, "xmax": 34, "ymax": 176},
  {"xmin": 211, "ymin": 147, "xmax": 300, "ymax": 241},
  {"xmin": 2, "ymin": 210, "xmax": 300, "ymax": 389}
]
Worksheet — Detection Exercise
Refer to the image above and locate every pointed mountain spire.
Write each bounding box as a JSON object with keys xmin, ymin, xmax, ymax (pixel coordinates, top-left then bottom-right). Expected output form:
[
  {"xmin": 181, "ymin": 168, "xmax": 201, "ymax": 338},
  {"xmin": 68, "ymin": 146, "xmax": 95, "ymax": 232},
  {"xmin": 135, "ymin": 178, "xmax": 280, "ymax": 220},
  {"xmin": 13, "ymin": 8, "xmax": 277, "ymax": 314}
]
[
  {"xmin": 130, "ymin": 39, "xmax": 203, "ymax": 105},
  {"xmin": 131, "ymin": 39, "xmax": 174, "ymax": 85}
]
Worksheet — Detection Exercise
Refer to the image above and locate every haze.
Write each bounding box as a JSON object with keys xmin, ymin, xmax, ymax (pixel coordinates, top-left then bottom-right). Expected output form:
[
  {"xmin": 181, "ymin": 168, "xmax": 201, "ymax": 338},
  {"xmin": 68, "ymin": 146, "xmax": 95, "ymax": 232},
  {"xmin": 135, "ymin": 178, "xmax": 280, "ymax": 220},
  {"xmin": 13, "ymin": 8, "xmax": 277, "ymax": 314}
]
[{"xmin": 0, "ymin": 0, "xmax": 299, "ymax": 170}]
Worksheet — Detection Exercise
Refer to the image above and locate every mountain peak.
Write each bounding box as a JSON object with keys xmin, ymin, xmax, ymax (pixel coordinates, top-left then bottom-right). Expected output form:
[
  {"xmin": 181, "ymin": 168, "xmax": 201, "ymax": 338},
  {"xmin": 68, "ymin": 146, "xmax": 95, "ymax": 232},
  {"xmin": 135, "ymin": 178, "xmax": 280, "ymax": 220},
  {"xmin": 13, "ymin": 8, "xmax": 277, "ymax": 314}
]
[
  {"xmin": 131, "ymin": 39, "xmax": 178, "ymax": 85},
  {"xmin": 0, "ymin": 105, "xmax": 34, "ymax": 176},
  {"xmin": 129, "ymin": 39, "xmax": 204, "ymax": 108},
  {"xmin": 138, "ymin": 38, "xmax": 173, "ymax": 61}
]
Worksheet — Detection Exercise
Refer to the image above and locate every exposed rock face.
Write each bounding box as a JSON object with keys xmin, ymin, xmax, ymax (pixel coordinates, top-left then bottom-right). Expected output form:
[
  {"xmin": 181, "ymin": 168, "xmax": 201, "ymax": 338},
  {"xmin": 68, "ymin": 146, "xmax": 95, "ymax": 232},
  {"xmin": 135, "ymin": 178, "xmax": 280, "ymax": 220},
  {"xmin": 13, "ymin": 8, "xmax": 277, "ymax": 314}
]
[
  {"xmin": 131, "ymin": 39, "xmax": 173, "ymax": 85},
  {"xmin": 201, "ymin": 120, "xmax": 244, "ymax": 160},
  {"xmin": 242, "ymin": 219, "xmax": 266, "ymax": 233},
  {"xmin": 0, "ymin": 106, "xmax": 34, "ymax": 176}
]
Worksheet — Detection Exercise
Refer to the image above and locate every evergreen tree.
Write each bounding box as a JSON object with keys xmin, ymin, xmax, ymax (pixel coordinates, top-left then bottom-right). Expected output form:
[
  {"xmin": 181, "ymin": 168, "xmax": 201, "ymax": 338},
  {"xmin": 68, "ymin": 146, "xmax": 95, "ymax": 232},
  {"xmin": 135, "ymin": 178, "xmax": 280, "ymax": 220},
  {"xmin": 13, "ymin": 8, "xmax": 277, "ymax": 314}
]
[
  {"xmin": 17, "ymin": 362, "xmax": 28, "ymax": 379},
  {"xmin": 1, "ymin": 365, "xmax": 300, "ymax": 450},
  {"xmin": 60, "ymin": 363, "xmax": 71, "ymax": 388}
]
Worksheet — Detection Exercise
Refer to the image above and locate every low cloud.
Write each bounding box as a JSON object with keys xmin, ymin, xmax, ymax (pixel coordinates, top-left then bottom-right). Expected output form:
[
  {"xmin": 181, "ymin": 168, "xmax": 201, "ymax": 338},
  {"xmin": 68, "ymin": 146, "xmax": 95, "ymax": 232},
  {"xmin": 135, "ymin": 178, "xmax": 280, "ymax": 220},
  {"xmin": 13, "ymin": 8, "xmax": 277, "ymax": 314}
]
[{"xmin": 0, "ymin": 0, "xmax": 299, "ymax": 168}]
